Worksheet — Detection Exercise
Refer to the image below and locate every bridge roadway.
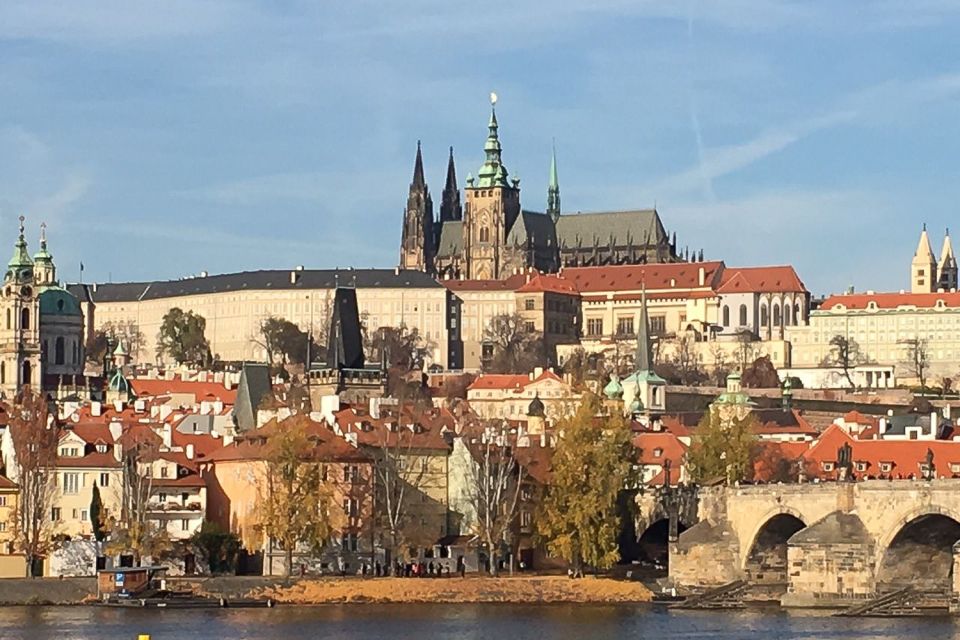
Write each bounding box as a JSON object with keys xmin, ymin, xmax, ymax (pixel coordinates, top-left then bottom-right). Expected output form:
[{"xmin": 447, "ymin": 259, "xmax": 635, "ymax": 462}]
[{"xmin": 651, "ymin": 480, "xmax": 960, "ymax": 607}]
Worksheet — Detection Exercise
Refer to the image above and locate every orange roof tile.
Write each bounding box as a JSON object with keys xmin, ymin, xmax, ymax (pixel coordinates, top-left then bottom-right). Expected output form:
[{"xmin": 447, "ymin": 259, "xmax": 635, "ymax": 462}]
[
  {"xmin": 515, "ymin": 273, "xmax": 579, "ymax": 295},
  {"xmin": 716, "ymin": 265, "xmax": 807, "ymax": 294},
  {"xmin": 563, "ymin": 261, "xmax": 724, "ymax": 293},
  {"xmin": 821, "ymin": 291, "xmax": 960, "ymax": 311},
  {"xmin": 442, "ymin": 273, "xmax": 528, "ymax": 292},
  {"xmin": 130, "ymin": 378, "xmax": 237, "ymax": 404}
]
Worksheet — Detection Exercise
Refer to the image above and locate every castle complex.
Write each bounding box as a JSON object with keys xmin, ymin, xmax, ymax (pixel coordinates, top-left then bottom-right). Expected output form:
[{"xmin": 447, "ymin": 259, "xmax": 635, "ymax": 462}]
[{"xmin": 399, "ymin": 97, "xmax": 689, "ymax": 280}]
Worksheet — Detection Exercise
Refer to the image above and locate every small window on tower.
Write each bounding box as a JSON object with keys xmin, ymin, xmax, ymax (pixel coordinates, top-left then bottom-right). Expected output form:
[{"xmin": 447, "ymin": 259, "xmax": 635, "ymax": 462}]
[{"xmin": 480, "ymin": 227, "xmax": 490, "ymax": 243}]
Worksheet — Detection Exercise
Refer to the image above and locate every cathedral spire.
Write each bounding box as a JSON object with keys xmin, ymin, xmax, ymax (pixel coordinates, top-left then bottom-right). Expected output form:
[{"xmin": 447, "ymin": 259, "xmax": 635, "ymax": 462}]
[
  {"xmin": 911, "ymin": 223, "xmax": 937, "ymax": 293},
  {"xmin": 476, "ymin": 93, "xmax": 510, "ymax": 188},
  {"xmin": 440, "ymin": 146, "xmax": 462, "ymax": 222},
  {"xmin": 939, "ymin": 227, "xmax": 958, "ymax": 291},
  {"xmin": 412, "ymin": 140, "xmax": 426, "ymax": 188},
  {"xmin": 547, "ymin": 141, "xmax": 560, "ymax": 223}
]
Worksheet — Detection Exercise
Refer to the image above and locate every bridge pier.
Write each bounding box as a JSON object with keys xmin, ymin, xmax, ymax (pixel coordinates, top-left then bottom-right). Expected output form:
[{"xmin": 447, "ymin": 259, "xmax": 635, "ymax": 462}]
[{"xmin": 669, "ymin": 480, "xmax": 960, "ymax": 609}]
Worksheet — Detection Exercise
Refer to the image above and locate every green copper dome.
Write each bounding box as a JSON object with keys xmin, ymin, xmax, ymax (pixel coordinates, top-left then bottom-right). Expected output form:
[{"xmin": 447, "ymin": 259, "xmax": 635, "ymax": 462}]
[
  {"xmin": 108, "ymin": 368, "xmax": 131, "ymax": 393},
  {"xmin": 6, "ymin": 216, "xmax": 33, "ymax": 283},
  {"xmin": 39, "ymin": 287, "xmax": 81, "ymax": 316},
  {"xmin": 603, "ymin": 374, "xmax": 624, "ymax": 400}
]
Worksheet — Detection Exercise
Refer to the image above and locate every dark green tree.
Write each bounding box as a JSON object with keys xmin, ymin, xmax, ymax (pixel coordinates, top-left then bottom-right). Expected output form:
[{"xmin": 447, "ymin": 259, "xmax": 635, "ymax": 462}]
[
  {"xmin": 90, "ymin": 482, "xmax": 106, "ymax": 543},
  {"xmin": 482, "ymin": 313, "xmax": 547, "ymax": 374},
  {"xmin": 191, "ymin": 522, "xmax": 241, "ymax": 574},
  {"xmin": 256, "ymin": 316, "xmax": 316, "ymax": 366},
  {"xmin": 157, "ymin": 308, "xmax": 211, "ymax": 366},
  {"xmin": 686, "ymin": 410, "xmax": 758, "ymax": 484}
]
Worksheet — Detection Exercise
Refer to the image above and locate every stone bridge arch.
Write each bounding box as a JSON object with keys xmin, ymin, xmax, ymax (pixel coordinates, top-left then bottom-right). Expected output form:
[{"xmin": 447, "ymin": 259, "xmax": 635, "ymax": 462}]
[
  {"xmin": 739, "ymin": 507, "xmax": 807, "ymax": 584},
  {"xmin": 873, "ymin": 505, "xmax": 960, "ymax": 592}
]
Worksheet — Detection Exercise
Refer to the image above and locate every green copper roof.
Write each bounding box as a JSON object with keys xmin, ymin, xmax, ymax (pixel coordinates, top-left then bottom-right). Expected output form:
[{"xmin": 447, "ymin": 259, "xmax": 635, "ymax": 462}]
[
  {"xmin": 7, "ymin": 216, "xmax": 33, "ymax": 271},
  {"xmin": 113, "ymin": 339, "xmax": 128, "ymax": 357},
  {"xmin": 33, "ymin": 222, "xmax": 52, "ymax": 263},
  {"xmin": 475, "ymin": 105, "xmax": 511, "ymax": 188},
  {"xmin": 39, "ymin": 287, "xmax": 81, "ymax": 316},
  {"xmin": 108, "ymin": 368, "xmax": 131, "ymax": 393},
  {"xmin": 603, "ymin": 374, "xmax": 623, "ymax": 399}
]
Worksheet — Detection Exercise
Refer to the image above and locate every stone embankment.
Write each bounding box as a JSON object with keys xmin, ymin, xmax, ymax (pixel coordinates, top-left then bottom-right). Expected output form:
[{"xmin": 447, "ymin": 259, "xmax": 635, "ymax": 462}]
[
  {"xmin": 252, "ymin": 576, "xmax": 653, "ymax": 604},
  {"xmin": 0, "ymin": 578, "xmax": 96, "ymax": 605}
]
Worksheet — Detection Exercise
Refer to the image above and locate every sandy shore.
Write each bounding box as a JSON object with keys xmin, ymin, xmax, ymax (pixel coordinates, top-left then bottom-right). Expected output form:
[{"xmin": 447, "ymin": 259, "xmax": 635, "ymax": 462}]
[{"xmin": 252, "ymin": 576, "xmax": 653, "ymax": 604}]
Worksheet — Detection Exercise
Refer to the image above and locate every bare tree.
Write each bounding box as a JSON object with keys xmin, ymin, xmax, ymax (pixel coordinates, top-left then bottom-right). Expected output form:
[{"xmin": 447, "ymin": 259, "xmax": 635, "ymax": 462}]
[
  {"xmin": 709, "ymin": 342, "xmax": 732, "ymax": 386},
  {"xmin": 902, "ymin": 337, "xmax": 931, "ymax": 391},
  {"xmin": 6, "ymin": 387, "xmax": 60, "ymax": 577},
  {"xmin": 371, "ymin": 415, "xmax": 433, "ymax": 570},
  {"xmin": 107, "ymin": 428, "xmax": 169, "ymax": 566},
  {"xmin": 733, "ymin": 330, "xmax": 759, "ymax": 373},
  {"xmin": 482, "ymin": 313, "xmax": 547, "ymax": 374},
  {"xmin": 822, "ymin": 335, "xmax": 866, "ymax": 389},
  {"xmin": 88, "ymin": 320, "xmax": 146, "ymax": 365},
  {"xmin": 464, "ymin": 422, "xmax": 527, "ymax": 576}
]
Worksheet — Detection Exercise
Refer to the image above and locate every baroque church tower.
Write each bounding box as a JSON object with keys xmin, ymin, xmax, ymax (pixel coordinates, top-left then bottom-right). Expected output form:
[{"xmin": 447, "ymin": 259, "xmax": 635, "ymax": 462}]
[
  {"xmin": 0, "ymin": 217, "xmax": 42, "ymax": 398},
  {"xmin": 462, "ymin": 96, "xmax": 521, "ymax": 280},
  {"xmin": 399, "ymin": 142, "xmax": 435, "ymax": 272}
]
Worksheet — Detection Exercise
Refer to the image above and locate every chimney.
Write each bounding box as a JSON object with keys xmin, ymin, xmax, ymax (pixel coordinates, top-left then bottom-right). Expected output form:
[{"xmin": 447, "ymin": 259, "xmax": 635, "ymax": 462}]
[
  {"xmin": 290, "ymin": 270, "xmax": 299, "ymax": 284},
  {"xmin": 534, "ymin": 366, "xmax": 543, "ymax": 378},
  {"xmin": 113, "ymin": 400, "xmax": 123, "ymax": 413},
  {"xmin": 91, "ymin": 401, "xmax": 102, "ymax": 417},
  {"xmin": 879, "ymin": 417, "xmax": 888, "ymax": 437},
  {"xmin": 540, "ymin": 432, "xmax": 547, "ymax": 448},
  {"xmin": 162, "ymin": 423, "xmax": 172, "ymax": 449},
  {"xmin": 186, "ymin": 443, "xmax": 195, "ymax": 460},
  {"xmin": 394, "ymin": 266, "xmax": 400, "ymax": 276},
  {"xmin": 108, "ymin": 421, "xmax": 123, "ymax": 444},
  {"xmin": 698, "ymin": 266, "xmax": 705, "ymax": 286}
]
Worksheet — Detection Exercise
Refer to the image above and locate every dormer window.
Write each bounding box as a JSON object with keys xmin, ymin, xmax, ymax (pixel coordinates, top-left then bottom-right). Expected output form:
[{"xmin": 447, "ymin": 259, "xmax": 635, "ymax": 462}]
[
  {"xmin": 160, "ymin": 466, "xmax": 169, "ymax": 478},
  {"xmin": 653, "ymin": 448, "xmax": 663, "ymax": 457},
  {"xmin": 60, "ymin": 446, "xmax": 79, "ymax": 457},
  {"xmin": 880, "ymin": 462, "xmax": 893, "ymax": 473},
  {"xmin": 855, "ymin": 461, "xmax": 868, "ymax": 472},
  {"xmin": 96, "ymin": 444, "xmax": 107, "ymax": 454},
  {"xmin": 821, "ymin": 461, "xmax": 834, "ymax": 472}
]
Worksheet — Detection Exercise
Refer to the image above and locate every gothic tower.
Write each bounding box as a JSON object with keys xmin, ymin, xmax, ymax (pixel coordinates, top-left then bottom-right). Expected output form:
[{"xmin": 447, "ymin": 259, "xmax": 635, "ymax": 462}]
[
  {"xmin": 546, "ymin": 143, "xmax": 560, "ymax": 223},
  {"xmin": 938, "ymin": 228, "xmax": 958, "ymax": 291},
  {"xmin": 33, "ymin": 223, "xmax": 56, "ymax": 289},
  {"xmin": 462, "ymin": 96, "xmax": 521, "ymax": 280},
  {"xmin": 0, "ymin": 216, "xmax": 42, "ymax": 398},
  {"xmin": 439, "ymin": 147, "xmax": 462, "ymax": 222},
  {"xmin": 911, "ymin": 223, "xmax": 937, "ymax": 294},
  {"xmin": 399, "ymin": 141, "xmax": 435, "ymax": 272}
]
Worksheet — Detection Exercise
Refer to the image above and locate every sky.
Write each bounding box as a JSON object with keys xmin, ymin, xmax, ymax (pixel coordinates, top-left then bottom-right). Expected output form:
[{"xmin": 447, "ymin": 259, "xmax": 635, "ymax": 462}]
[{"xmin": 1, "ymin": 1, "xmax": 960, "ymax": 296}]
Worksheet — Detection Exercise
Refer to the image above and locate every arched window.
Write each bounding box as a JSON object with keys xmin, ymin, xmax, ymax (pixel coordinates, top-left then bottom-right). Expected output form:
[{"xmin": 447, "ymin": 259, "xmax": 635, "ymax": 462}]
[
  {"xmin": 722, "ymin": 305, "xmax": 730, "ymax": 327},
  {"xmin": 20, "ymin": 308, "xmax": 29, "ymax": 331},
  {"xmin": 773, "ymin": 303, "xmax": 781, "ymax": 327},
  {"xmin": 21, "ymin": 360, "xmax": 30, "ymax": 386},
  {"xmin": 1, "ymin": 361, "xmax": 6, "ymax": 385},
  {"xmin": 5, "ymin": 309, "xmax": 9, "ymax": 330},
  {"xmin": 479, "ymin": 227, "xmax": 490, "ymax": 243},
  {"xmin": 739, "ymin": 304, "xmax": 748, "ymax": 327},
  {"xmin": 794, "ymin": 303, "xmax": 802, "ymax": 323},
  {"xmin": 760, "ymin": 304, "xmax": 768, "ymax": 327},
  {"xmin": 55, "ymin": 337, "xmax": 65, "ymax": 365},
  {"xmin": 73, "ymin": 341, "xmax": 79, "ymax": 365}
]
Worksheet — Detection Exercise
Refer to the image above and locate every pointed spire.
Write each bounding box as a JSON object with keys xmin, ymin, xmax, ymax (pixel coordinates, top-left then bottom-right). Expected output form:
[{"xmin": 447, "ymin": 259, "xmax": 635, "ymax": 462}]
[
  {"xmin": 635, "ymin": 284, "xmax": 653, "ymax": 374},
  {"xmin": 412, "ymin": 140, "xmax": 426, "ymax": 188},
  {"xmin": 7, "ymin": 215, "xmax": 33, "ymax": 273},
  {"xmin": 440, "ymin": 146, "xmax": 462, "ymax": 222},
  {"xmin": 34, "ymin": 221, "xmax": 52, "ymax": 263},
  {"xmin": 915, "ymin": 224, "xmax": 935, "ymax": 260},
  {"xmin": 547, "ymin": 140, "xmax": 561, "ymax": 223},
  {"xmin": 476, "ymin": 93, "xmax": 509, "ymax": 188}
]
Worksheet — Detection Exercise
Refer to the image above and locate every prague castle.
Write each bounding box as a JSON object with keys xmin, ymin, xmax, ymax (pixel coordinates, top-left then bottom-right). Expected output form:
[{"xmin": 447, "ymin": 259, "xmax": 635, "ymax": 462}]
[{"xmin": 399, "ymin": 96, "xmax": 693, "ymax": 280}]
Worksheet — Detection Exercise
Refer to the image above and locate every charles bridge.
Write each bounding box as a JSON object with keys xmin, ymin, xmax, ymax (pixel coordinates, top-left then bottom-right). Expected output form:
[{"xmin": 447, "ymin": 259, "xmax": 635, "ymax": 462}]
[{"xmin": 638, "ymin": 479, "xmax": 960, "ymax": 607}]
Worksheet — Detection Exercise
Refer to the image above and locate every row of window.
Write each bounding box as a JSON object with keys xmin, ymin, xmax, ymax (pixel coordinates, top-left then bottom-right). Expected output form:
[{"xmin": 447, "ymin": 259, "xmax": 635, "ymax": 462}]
[
  {"xmin": 586, "ymin": 316, "xmax": 667, "ymax": 338},
  {"xmin": 60, "ymin": 471, "xmax": 112, "ymax": 494},
  {"xmin": 721, "ymin": 302, "xmax": 803, "ymax": 328}
]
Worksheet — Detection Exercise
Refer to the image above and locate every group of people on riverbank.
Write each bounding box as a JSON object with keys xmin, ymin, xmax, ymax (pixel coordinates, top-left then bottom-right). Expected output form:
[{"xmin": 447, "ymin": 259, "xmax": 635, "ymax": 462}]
[{"xmin": 376, "ymin": 559, "xmax": 466, "ymax": 579}]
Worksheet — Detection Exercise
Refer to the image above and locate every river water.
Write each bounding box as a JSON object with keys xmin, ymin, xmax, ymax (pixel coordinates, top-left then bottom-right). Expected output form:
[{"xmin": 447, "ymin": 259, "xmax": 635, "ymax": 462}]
[{"xmin": 2, "ymin": 604, "xmax": 959, "ymax": 639}]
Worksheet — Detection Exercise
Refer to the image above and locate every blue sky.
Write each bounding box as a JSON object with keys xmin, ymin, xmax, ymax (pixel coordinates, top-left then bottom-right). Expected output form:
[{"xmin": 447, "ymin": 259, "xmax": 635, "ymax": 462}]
[{"xmin": 1, "ymin": 1, "xmax": 960, "ymax": 296}]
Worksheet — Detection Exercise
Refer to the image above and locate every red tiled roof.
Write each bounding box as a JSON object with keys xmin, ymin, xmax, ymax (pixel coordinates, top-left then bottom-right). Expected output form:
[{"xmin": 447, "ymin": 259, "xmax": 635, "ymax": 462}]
[
  {"xmin": 130, "ymin": 378, "xmax": 237, "ymax": 404},
  {"xmin": 335, "ymin": 405, "xmax": 452, "ymax": 451},
  {"xmin": 206, "ymin": 414, "xmax": 372, "ymax": 463},
  {"xmin": 441, "ymin": 273, "xmax": 528, "ymax": 292},
  {"xmin": 563, "ymin": 261, "xmax": 724, "ymax": 293},
  {"xmin": 0, "ymin": 475, "xmax": 16, "ymax": 490},
  {"xmin": 802, "ymin": 424, "xmax": 960, "ymax": 480},
  {"xmin": 515, "ymin": 273, "xmax": 579, "ymax": 295},
  {"xmin": 467, "ymin": 370, "xmax": 563, "ymax": 393},
  {"xmin": 152, "ymin": 474, "xmax": 206, "ymax": 488},
  {"xmin": 821, "ymin": 291, "xmax": 960, "ymax": 311},
  {"xmin": 717, "ymin": 266, "xmax": 807, "ymax": 294},
  {"xmin": 634, "ymin": 432, "xmax": 688, "ymax": 468},
  {"xmin": 170, "ymin": 431, "xmax": 223, "ymax": 460},
  {"xmin": 56, "ymin": 451, "xmax": 121, "ymax": 468},
  {"xmin": 66, "ymin": 424, "xmax": 115, "ymax": 445}
]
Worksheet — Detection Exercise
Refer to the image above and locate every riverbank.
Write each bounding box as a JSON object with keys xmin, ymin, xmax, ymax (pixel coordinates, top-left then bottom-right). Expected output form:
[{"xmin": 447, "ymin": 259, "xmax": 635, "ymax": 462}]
[
  {"xmin": 250, "ymin": 576, "xmax": 654, "ymax": 604},
  {"xmin": 0, "ymin": 575, "xmax": 653, "ymax": 606}
]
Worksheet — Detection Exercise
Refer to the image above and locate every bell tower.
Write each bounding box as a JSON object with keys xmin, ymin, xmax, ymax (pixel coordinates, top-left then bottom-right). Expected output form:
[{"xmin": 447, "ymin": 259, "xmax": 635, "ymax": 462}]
[
  {"xmin": 462, "ymin": 93, "xmax": 521, "ymax": 280},
  {"xmin": 0, "ymin": 216, "xmax": 42, "ymax": 398},
  {"xmin": 912, "ymin": 224, "xmax": 937, "ymax": 294}
]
